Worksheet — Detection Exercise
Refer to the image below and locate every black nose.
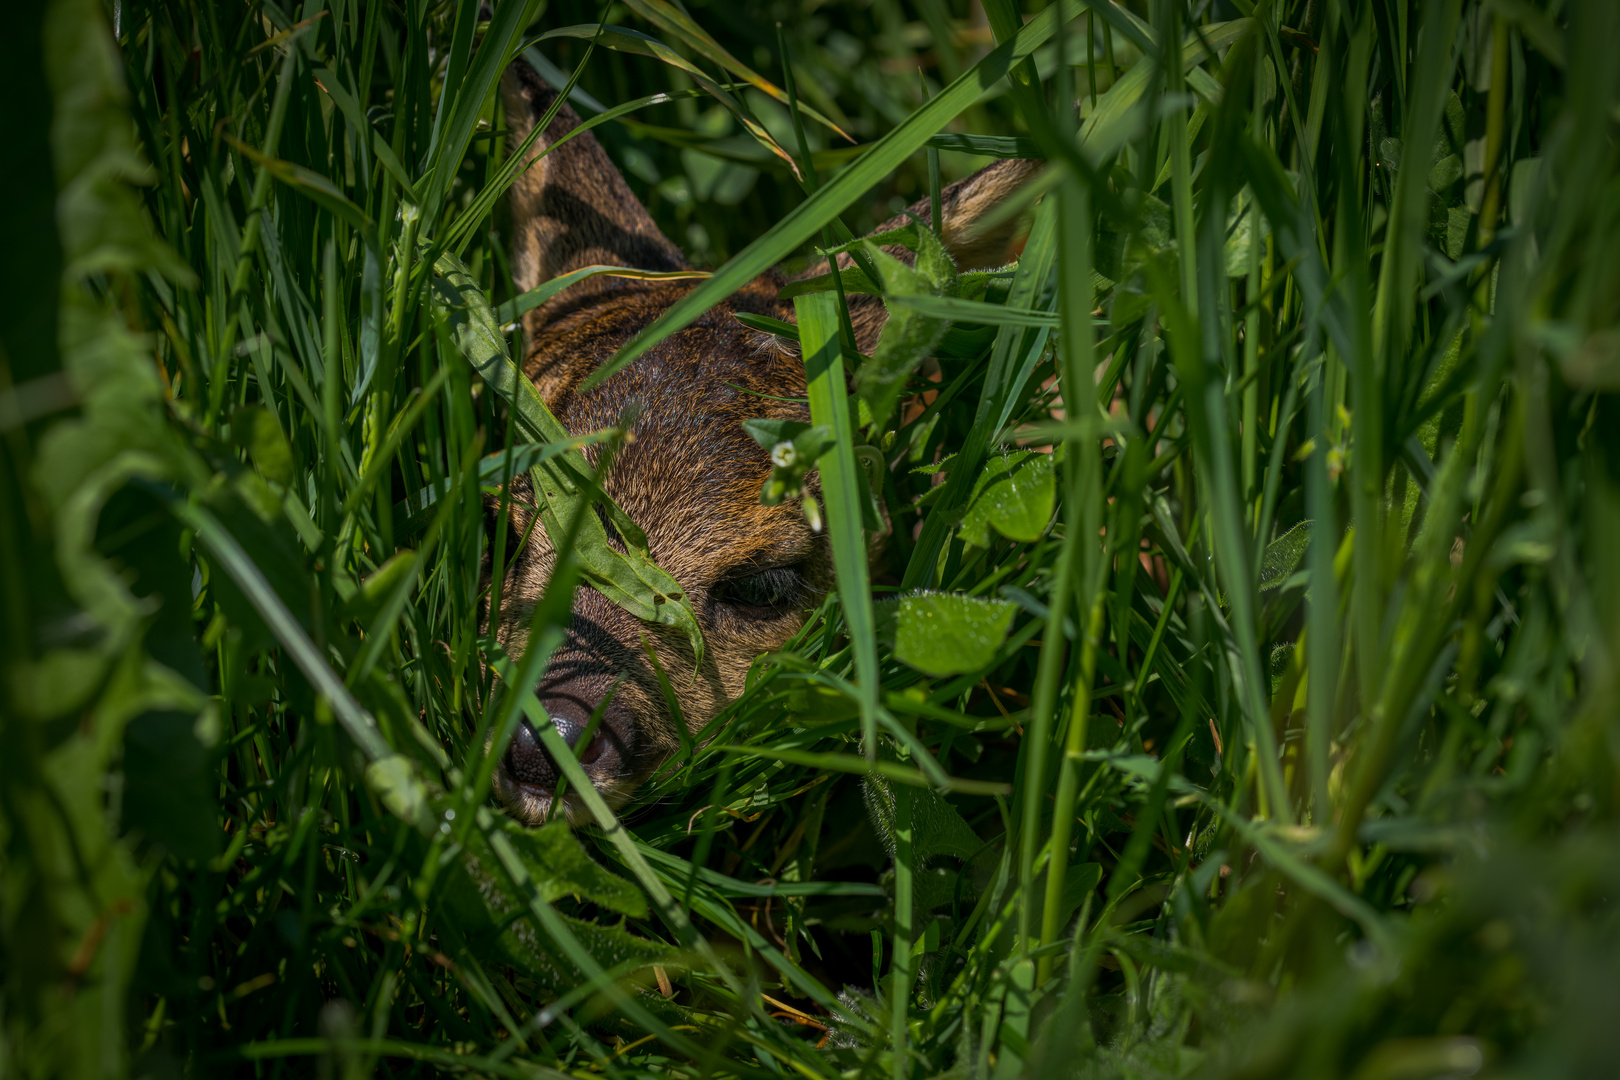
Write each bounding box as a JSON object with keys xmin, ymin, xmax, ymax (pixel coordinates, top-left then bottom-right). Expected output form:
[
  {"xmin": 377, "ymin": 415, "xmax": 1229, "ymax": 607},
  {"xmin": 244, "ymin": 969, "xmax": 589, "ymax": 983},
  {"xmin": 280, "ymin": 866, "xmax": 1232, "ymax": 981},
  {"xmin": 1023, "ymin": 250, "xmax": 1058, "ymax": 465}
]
[{"xmin": 503, "ymin": 690, "xmax": 623, "ymax": 793}]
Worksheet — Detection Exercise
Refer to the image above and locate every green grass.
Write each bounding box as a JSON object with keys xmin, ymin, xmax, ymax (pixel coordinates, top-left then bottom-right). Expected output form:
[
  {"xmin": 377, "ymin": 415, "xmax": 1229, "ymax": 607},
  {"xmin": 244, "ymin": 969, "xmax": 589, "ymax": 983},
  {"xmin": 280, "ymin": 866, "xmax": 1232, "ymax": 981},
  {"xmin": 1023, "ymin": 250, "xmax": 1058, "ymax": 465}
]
[{"xmin": 4, "ymin": 0, "xmax": 1620, "ymax": 1077}]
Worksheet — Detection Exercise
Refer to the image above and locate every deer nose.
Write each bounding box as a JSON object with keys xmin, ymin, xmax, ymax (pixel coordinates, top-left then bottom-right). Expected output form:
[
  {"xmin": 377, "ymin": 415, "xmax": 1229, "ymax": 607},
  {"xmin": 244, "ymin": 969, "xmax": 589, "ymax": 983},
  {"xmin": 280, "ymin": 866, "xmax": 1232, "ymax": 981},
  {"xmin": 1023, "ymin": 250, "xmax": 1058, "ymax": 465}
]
[{"xmin": 503, "ymin": 692, "xmax": 622, "ymax": 793}]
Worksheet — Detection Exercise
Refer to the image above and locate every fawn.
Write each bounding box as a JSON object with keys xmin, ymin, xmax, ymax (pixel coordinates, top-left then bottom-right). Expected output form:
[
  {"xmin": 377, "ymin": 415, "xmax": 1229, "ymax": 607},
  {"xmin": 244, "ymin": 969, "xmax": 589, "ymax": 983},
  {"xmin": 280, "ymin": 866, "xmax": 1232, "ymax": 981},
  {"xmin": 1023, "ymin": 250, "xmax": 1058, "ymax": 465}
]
[{"xmin": 489, "ymin": 57, "xmax": 1039, "ymax": 825}]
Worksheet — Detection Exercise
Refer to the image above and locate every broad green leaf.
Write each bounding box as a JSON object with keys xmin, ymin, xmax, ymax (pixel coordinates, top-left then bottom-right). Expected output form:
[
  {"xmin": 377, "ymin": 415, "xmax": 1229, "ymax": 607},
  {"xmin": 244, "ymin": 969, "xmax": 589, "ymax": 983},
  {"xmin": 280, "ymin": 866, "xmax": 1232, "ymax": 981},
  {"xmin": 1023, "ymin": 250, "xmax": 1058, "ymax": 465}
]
[
  {"xmin": 12, "ymin": 20, "xmax": 221, "ymax": 1071},
  {"xmin": 901, "ymin": 192, "xmax": 1060, "ymax": 590},
  {"xmin": 430, "ymin": 249, "xmax": 705, "ymax": 663},
  {"xmin": 882, "ymin": 591, "xmax": 1018, "ymax": 677},
  {"xmin": 743, "ymin": 419, "xmax": 837, "ymax": 507},
  {"xmin": 959, "ymin": 450, "xmax": 1057, "ymax": 546},
  {"xmin": 778, "ymin": 226, "xmax": 1006, "ymax": 303},
  {"xmin": 741, "ymin": 418, "xmax": 814, "ymax": 448},
  {"xmin": 7, "ymin": 649, "xmax": 108, "ymax": 720},
  {"xmin": 863, "ymin": 777, "xmax": 993, "ymax": 916},
  {"xmin": 1260, "ymin": 520, "xmax": 1313, "ymax": 591},
  {"xmin": 864, "ymin": 777, "xmax": 987, "ymax": 863},
  {"xmin": 500, "ymin": 820, "xmax": 649, "ymax": 918}
]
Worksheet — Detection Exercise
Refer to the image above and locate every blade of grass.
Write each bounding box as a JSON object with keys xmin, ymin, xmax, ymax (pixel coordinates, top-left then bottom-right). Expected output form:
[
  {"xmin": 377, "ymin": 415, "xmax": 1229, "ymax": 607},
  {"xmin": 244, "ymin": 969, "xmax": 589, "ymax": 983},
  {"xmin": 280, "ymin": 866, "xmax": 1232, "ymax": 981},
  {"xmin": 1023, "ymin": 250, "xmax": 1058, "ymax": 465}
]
[
  {"xmin": 584, "ymin": 0, "xmax": 1088, "ymax": 392},
  {"xmin": 796, "ymin": 291, "xmax": 880, "ymax": 757},
  {"xmin": 903, "ymin": 196, "xmax": 1059, "ymax": 590},
  {"xmin": 418, "ymin": 0, "xmax": 530, "ymax": 224},
  {"xmin": 494, "ymin": 264, "xmax": 711, "ymax": 324},
  {"xmin": 538, "ymin": 24, "xmax": 803, "ymax": 177},
  {"xmin": 155, "ymin": 486, "xmax": 432, "ymax": 830},
  {"xmin": 1036, "ymin": 77, "xmax": 1109, "ymax": 968},
  {"xmin": 1145, "ymin": 261, "xmax": 1291, "ymax": 824},
  {"xmin": 619, "ymin": 0, "xmax": 852, "ymax": 141}
]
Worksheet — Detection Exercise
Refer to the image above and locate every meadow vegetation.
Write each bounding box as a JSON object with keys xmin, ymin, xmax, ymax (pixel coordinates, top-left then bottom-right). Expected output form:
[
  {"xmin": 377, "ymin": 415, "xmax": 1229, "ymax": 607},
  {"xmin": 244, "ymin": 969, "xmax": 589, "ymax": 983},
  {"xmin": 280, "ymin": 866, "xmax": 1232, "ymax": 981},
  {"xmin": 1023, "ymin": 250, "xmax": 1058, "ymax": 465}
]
[{"xmin": 3, "ymin": 0, "xmax": 1619, "ymax": 1077}]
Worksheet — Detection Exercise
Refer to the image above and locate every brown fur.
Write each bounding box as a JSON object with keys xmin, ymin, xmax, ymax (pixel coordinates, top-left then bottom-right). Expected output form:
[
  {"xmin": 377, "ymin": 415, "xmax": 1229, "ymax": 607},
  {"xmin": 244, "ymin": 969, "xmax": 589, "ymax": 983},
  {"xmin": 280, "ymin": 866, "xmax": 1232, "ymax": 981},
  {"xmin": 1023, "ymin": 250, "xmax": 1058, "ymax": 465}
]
[{"xmin": 488, "ymin": 58, "xmax": 1041, "ymax": 825}]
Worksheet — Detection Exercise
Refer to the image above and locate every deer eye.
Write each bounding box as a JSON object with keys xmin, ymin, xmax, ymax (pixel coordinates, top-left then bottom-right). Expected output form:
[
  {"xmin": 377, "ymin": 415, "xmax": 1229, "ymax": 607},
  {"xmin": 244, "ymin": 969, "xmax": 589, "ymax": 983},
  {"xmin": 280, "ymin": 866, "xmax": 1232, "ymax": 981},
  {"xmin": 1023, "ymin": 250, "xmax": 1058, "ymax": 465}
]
[{"xmin": 716, "ymin": 566, "xmax": 806, "ymax": 611}]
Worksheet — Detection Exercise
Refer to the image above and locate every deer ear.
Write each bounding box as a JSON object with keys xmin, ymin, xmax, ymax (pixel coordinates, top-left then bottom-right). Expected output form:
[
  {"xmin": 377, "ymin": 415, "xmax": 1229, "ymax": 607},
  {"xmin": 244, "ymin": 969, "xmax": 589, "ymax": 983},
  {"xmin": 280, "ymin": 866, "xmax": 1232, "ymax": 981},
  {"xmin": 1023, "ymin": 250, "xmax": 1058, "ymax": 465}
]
[
  {"xmin": 833, "ymin": 157, "xmax": 1045, "ymax": 353},
  {"xmin": 928, "ymin": 157, "xmax": 1045, "ymax": 271},
  {"xmin": 500, "ymin": 59, "xmax": 686, "ymax": 323}
]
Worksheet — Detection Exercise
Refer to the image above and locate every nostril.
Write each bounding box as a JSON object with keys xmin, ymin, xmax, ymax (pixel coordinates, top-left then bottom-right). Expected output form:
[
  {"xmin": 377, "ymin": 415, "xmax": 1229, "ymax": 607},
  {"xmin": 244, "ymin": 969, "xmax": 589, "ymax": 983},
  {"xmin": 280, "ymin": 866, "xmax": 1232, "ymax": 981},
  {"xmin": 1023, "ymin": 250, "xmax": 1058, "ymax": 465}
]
[
  {"xmin": 505, "ymin": 719, "xmax": 562, "ymax": 790},
  {"xmin": 576, "ymin": 730, "xmax": 607, "ymax": 766},
  {"xmin": 502, "ymin": 706, "xmax": 620, "ymax": 793}
]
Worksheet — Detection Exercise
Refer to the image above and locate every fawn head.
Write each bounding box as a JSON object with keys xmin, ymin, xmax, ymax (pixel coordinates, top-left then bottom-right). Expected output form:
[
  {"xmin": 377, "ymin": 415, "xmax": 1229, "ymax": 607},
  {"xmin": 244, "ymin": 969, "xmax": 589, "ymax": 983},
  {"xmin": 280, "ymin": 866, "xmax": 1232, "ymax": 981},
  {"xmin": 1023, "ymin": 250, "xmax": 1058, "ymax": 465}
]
[{"xmin": 488, "ymin": 57, "xmax": 1038, "ymax": 824}]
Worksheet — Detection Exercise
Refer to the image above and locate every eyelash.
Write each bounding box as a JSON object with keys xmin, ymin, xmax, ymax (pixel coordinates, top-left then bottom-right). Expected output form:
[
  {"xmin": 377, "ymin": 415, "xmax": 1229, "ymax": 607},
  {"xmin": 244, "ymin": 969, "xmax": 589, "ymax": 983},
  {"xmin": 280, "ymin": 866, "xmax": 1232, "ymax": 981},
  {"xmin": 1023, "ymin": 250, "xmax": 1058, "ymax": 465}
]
[{"xmin": 715, "ymin": 566, "xmax": 806, "ymax": 610}]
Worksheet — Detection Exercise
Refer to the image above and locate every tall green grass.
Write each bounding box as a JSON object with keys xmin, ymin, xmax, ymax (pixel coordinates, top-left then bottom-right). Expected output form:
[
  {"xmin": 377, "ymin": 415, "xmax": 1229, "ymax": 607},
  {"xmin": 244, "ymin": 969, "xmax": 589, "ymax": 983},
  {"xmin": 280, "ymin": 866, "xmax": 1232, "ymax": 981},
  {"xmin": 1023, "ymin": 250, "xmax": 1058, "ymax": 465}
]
[{"xmin": 3, "ymin": 0, "xmax": 1619, "ymax": 1077}]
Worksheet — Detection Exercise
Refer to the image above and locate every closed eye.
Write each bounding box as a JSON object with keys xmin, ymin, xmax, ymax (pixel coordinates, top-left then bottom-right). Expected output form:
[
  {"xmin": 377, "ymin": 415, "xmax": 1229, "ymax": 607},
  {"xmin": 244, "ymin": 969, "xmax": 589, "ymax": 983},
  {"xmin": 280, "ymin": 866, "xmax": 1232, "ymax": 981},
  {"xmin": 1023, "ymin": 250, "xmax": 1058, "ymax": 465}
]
[{"xmin": 714, "ymin": 565, "xmax": 808, "ymax": 611}]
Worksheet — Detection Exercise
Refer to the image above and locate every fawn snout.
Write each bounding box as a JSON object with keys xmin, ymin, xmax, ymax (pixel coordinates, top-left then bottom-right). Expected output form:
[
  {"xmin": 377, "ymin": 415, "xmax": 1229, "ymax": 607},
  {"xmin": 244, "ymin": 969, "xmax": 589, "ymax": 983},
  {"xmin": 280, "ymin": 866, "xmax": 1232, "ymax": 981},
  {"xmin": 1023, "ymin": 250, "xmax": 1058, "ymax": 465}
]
[
  {"xmin": 500, "ymin": 590, "xmax": 646, "ymax": 796},
  {"xmin": 485, "ymin": 279, "xmax": 827, "ymax": 824}
]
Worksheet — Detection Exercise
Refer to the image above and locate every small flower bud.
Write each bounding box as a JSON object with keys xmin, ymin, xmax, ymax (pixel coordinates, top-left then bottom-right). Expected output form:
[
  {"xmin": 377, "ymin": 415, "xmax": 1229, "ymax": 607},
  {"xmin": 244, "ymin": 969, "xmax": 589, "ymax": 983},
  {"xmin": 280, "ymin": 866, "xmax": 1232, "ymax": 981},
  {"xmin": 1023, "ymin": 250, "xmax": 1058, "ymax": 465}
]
[{"xmin": 802, "ymin": 496, "xmax": 823, "ymax": 533}]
